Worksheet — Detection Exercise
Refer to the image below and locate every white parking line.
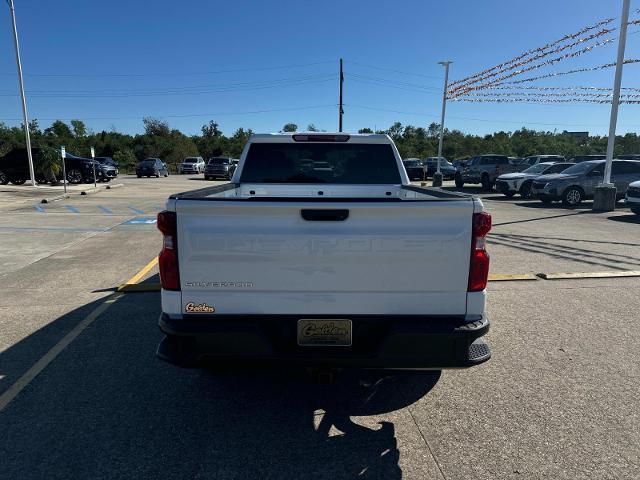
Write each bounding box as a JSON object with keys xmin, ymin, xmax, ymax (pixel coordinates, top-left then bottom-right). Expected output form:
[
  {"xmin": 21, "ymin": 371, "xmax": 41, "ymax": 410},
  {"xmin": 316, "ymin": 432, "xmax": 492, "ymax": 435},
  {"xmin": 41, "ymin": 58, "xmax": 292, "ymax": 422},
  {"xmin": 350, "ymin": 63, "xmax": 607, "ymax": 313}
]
[{"xmin": 0, "ymin": 293, "xmax": 122, "ymax": 412}]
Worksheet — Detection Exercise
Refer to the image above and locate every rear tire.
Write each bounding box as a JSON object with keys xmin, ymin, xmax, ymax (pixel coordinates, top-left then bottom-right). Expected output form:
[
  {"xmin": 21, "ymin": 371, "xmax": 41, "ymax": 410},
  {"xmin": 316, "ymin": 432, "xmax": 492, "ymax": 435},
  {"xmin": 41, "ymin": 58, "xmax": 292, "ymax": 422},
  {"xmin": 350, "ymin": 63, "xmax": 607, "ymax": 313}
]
[
  {"xmin": 519, "ymin": 181, "xmax": 533, "ymax": 199},
  {"xmin": 66, "ymin": 169, "xmax": 83, "ymax": 184},
  {"xmin": 562, "ymin": 187, "xmax": 583, "ymax": 207},
  {"xmin": 454, "ymin": 173, "xmax": 464, "ymax": 188}
]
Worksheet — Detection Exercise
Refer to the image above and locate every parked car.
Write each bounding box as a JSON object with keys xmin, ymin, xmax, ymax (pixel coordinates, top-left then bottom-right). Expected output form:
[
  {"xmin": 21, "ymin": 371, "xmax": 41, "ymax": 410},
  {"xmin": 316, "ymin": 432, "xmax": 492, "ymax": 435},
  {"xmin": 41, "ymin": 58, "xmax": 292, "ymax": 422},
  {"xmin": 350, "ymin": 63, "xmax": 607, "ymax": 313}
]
[
  {"xmin": 178, "ymin": 156, "xmax": 205, "ymax": 174},
  {"xmin": 0, "ymin": 147, "xmax": 46, "ymax": 184},
  {"xmin": 402, "ymin": 158, "xmax": 424, "ymax": 181},
  {"xmin": 617, "ymin": 154, "xmax": 640, "ymax": 160},
  {"xmin": 204, "ymin": 157, "xmax": 234, "ymax": 180},
  {"xmin": 626, "ymin": 180, "xmax": 640, "ymax": 214},
  {"xmin": 532, "ymin": 159, "xmax": 640, "ymax": 206},
  {"xmin": 423, "ymin": 157, "xmax": 457, "ymax": 179},
  {"xmin": 495, "ymin": 162, "xmax": 574, "ymax": 198},
  {"xmin": 519, "ymin": 155, "xmax": 566, "ymax": 167},
  {"xmin": 136, "ymin": 158, "xmax": 169, "ymax": 178},
  {"xmin": 567, "ymin": 154, "xmax": 606, "ymax": 163},
  {"xmin": 455, "ymin": 154, "xmax": 524, "ymax": 190},
  {"xmin": 0, "ymin": 148, "xmax": 100, "ymax": 185},
  {"xmin": 157, "ymin": 132, "xmax": 492, "ymax": 370},
  {"xmin": 95, "ymin": 156, "xmax": 118, "ymax": 182}
]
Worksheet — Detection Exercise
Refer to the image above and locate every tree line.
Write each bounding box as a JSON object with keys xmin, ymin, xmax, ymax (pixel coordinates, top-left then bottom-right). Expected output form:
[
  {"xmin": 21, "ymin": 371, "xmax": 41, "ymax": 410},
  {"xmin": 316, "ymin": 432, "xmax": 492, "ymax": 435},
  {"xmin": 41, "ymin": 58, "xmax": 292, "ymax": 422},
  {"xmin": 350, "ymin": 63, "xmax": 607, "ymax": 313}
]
[{"xmin": 1, "ymin": 118, "xmax": 639, "ymax": 177}]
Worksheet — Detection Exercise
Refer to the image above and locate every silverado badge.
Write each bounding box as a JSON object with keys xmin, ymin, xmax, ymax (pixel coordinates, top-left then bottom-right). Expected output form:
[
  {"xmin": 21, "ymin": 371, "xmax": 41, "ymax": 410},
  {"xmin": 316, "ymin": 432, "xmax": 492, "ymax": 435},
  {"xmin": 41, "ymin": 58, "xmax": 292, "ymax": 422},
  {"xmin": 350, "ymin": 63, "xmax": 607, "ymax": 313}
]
[{"xmin": 185, "ymin": 302, "xmax": 215, "ymax": 313}]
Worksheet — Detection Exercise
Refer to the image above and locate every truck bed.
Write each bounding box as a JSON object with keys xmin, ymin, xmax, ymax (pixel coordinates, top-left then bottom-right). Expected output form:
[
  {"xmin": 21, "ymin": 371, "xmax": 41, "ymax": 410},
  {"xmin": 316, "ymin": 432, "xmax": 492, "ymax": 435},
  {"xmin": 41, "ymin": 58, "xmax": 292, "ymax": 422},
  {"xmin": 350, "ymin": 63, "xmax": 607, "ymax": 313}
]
[{"xmin": 168, "ymin": 183, "xmax": 472, "ymax": 202}]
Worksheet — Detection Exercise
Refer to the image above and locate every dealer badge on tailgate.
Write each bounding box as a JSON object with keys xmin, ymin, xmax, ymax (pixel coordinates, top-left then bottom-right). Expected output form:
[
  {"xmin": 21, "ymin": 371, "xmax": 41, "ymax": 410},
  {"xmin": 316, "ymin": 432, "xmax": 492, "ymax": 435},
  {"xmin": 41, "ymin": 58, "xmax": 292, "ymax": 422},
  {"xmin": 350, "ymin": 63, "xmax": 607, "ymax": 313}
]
[
  {"xmin": 297, "ymin": 319, "xmax": 352, "ymax": 346},
  {"xmin": 184, "ymin": 302, "xmax": 215, "ymax": 313}
]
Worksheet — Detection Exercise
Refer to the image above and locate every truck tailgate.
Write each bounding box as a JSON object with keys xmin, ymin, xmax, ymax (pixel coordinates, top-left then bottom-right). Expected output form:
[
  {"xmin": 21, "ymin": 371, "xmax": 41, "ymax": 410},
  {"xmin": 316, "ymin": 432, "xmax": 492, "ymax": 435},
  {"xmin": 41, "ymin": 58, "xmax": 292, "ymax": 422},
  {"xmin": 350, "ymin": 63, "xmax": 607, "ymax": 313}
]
[{"xmin": 176, "ymin": 200, "xmax": 474, "ymax": 315}]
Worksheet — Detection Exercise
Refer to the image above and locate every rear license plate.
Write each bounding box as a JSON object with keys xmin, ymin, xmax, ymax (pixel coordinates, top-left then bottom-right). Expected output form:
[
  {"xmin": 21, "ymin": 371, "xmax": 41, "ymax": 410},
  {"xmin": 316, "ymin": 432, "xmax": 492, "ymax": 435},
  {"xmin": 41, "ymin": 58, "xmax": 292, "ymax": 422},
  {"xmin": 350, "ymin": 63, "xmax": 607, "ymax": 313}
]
[{"xmin": 297, "ymin": 319, "xmax": 352, "ymax": 346}]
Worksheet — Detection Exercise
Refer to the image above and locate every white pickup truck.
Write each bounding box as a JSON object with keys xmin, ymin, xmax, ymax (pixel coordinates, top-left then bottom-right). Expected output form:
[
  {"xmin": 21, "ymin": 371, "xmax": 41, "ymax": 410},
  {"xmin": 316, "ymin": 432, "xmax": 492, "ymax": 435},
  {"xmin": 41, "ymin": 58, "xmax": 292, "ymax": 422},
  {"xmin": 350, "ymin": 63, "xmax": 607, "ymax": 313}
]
[{"xmin": 156, "ymin": 133, "xmax": 492, "ymax": 369}]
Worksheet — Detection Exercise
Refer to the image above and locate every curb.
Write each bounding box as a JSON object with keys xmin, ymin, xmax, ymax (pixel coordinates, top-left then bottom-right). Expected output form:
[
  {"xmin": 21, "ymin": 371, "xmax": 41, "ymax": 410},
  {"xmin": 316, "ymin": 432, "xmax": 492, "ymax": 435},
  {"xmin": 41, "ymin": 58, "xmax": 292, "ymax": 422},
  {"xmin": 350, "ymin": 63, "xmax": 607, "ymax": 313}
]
[
  {"xmin": 41, "ymin": 194, "xmax": 70, "ymax": 204},
  {"xmin": 105, "ymin": 183, "xmax": 124, "ymax": 190},
  {"xmin": 80, "ymin": 187, "xmax": 101, "ymax": 196}
]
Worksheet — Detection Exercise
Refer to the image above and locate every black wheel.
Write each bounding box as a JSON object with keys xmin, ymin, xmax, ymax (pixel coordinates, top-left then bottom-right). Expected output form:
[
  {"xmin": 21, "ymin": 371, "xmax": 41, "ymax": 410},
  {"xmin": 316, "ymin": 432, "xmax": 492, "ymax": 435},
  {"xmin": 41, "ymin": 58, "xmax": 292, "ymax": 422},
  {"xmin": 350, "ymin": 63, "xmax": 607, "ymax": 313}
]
[
  {"xmin": 0, "ymin": 170, "xmax": 9, "ymax": 185},
  {"xmin": 562, "ymin": 187, "xmax": 583, "ymax": 207},
  {"xmin": 454, "ymin": 173, "xmax": 464, "ymax": 188},
  {"xmin": 9, "ymin": 176, "xmax": 26, "ymax": 185},
  {"xmin": 155, "ymin": 173, "xmax": 160, "ymax": 178},
  {"xmin": 519, "ymin": 181, "xmax": 533, "ymax": 199},
  {"xmin": 66, "ymin": 168, "xmax": 83, "ymax": 184},
  {"xmin": 481, "ymin": 174, "xmax": 493, "ymax": 191},
  {"xmin": 163, "ymin": 173, "xmax": 168, "ymax": 177},
  {"xmin": 503, "ymin": 191, "xmax": 516, "ymax": 198}
]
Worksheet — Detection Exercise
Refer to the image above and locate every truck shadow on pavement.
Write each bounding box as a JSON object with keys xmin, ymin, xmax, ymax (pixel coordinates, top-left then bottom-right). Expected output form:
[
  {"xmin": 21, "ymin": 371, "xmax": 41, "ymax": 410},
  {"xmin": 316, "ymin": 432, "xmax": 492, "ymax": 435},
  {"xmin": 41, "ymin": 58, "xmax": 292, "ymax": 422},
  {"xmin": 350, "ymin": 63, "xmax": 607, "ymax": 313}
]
[{"xmin": 1, "ymin": 280, "xmax": 441, "ymax": 480}]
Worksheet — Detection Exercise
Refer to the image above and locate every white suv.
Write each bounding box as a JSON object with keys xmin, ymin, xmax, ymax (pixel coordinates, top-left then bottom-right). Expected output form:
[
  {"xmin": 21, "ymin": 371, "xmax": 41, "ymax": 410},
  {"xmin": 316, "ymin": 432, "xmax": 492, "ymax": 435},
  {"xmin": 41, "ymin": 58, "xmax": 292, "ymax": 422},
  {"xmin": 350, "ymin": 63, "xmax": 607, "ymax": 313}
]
[
  {"xmin": 626, "ymin": 180, "xmax": 640, "ymax": 215},
  {"xmin": 178, "ymin": 157, "xmax": 205, "ymax": 174}
]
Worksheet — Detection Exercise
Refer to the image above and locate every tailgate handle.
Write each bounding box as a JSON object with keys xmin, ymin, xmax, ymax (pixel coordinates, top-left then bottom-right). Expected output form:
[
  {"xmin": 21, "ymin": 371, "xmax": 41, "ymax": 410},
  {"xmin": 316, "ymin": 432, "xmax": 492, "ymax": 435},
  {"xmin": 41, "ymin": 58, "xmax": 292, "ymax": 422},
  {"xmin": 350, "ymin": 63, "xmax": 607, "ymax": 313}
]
[{"xmin": 301, "ymin": 209, "xmax": 349, "ymax": 221}]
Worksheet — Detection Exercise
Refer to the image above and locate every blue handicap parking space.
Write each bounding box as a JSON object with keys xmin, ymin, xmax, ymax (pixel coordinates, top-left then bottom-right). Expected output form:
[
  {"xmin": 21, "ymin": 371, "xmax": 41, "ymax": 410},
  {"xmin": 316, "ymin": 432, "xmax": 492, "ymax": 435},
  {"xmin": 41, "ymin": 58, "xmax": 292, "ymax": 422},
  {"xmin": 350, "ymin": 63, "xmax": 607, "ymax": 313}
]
[{"xmin": 122, "ymin": 216, "xmax": 157, "ymax": 225}]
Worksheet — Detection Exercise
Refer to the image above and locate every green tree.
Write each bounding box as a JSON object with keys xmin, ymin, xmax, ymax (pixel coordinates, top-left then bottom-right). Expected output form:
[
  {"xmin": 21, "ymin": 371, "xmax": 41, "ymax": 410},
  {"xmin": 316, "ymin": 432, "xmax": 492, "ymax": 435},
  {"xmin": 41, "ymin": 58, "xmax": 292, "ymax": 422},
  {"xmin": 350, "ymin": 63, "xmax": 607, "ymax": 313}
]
[
  {"xmin": 282, "ymin": 123, "xmax": 298, "ymax": 132},
  {"xmin": 143, "ymin": 117, "xmax": 170, "ymax": 136},
  {"xmin": 70, "ymin": 120, "xmax": 87, "ymax": 138}
]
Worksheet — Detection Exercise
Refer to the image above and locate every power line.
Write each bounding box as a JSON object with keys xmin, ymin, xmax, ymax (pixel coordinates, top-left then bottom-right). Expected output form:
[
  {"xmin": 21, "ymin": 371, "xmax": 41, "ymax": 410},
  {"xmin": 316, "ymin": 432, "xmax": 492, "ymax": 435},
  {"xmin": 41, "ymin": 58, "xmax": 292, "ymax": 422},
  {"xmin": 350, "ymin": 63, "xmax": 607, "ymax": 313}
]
[
  {"xmin": 0, "ymin": 104, "xmax": 338, "ymax": 122},
  {"xmin": 0, "ymin": 60, "xmax": 335, "ymax": 78},
  {"xmin": 345, "ymin": 104, "xmax": 629, "ymax": 127},
  {"xmin": 0, "ymin": 75, "xmax": 336, "ymax": 98},
  {"xmin": 345, "ymin": 60, "xmax": 444, "ymax": 80}
]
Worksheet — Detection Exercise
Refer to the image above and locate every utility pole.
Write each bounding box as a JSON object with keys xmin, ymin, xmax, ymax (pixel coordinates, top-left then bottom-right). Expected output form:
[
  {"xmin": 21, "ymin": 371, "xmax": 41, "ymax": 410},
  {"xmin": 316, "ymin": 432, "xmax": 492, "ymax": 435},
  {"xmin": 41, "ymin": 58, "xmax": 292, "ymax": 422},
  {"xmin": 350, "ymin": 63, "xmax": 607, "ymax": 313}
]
[
  {"xmin": 339, "ymin": 58, "xmax": 344, "ymax": 132},
  {"xmin": 7, "ymin": 0, "xmax": 36, "ymax": 187},
  {"xmin": 433, "ymin": 60, "xmax": 452, "ymax": 187},
  {"xmin": 594, "ymin": 0, "xmax": 630, "ymax": 212}
]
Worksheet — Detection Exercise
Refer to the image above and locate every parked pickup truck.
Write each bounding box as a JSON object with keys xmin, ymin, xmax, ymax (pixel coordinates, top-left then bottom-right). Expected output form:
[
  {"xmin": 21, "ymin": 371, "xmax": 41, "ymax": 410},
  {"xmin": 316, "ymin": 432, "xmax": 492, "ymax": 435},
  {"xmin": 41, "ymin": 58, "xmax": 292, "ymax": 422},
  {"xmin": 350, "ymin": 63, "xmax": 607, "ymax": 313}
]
[
  {"xmin": 156, "ymin": 133, "xmax": 492, "ymax": 370},
  {"xmin": 455, "ymin": 154, "xmax": 524, "ymax": 190}
]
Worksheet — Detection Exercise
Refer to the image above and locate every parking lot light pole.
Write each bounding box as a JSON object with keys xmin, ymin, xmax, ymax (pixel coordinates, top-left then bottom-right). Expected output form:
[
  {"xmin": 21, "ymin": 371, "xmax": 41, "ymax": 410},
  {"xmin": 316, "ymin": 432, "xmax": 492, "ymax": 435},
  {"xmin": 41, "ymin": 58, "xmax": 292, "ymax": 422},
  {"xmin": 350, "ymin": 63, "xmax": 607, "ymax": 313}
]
[
  {"xmin": 593, "ymin": 0, "xmax": 630, "ymax": 212},
  {"xmin": 7, "ymin": 0, "xmax": 36, "ymax": 187},
  {"xmin": 433, "ymin": 60, "xmax": 452, "ymax": 188}
]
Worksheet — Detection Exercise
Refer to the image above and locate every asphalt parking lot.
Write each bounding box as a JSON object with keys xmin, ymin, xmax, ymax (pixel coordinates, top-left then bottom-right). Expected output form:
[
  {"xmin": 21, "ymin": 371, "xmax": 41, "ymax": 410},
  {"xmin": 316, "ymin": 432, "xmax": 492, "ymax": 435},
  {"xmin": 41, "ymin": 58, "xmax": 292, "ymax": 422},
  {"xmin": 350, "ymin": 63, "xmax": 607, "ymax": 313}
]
[{"xmin": 1, "ymin": 176, "xmax": 639, "ymax": 479}]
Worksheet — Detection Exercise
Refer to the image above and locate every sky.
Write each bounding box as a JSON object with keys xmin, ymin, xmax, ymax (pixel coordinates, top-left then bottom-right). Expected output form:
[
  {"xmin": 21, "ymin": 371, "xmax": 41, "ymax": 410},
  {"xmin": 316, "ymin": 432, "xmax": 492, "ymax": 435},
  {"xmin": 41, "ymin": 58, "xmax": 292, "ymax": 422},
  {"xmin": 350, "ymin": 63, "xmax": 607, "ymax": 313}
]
[{"xmin": 0, "ymin": 0, "xmax": 639, "ymax": 137}]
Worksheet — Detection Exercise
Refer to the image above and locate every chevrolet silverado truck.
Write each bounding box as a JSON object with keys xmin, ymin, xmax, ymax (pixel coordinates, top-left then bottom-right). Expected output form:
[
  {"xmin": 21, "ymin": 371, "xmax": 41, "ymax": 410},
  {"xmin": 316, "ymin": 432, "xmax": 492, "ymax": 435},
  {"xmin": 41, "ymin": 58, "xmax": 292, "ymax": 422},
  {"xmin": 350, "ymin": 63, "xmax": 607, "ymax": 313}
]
[{"xmin": 156, "ymin": 133, "xmax": 492, "ymax": 369}]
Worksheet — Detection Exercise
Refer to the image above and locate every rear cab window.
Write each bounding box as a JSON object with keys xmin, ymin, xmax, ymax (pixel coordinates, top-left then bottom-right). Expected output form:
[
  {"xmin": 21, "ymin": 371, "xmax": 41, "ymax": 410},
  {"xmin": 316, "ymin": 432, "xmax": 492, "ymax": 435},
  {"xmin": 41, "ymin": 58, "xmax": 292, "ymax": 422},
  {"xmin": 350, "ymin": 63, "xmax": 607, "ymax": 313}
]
[{"xmin": 239, "ymin": 143, "xmax": 402, "ymax": 184}]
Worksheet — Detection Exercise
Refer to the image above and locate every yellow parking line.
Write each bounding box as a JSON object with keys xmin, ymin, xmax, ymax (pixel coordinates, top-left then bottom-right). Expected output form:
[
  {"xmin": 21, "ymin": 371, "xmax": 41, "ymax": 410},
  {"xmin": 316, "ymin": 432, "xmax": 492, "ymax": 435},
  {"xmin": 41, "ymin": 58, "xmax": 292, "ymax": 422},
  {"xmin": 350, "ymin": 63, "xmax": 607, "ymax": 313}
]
[
  {"xmin": 117, "ymin": 283, "xmax": 162, "ymax": 292},
  {"xmin": 0, "ymin": 293, "xmax": 122, "ymax": 412},
  {"xmin": 117, "ymin": 257, "xmax": 158, "ymax": 291},
  {"xmin": 539, "ymin": 270, "xmax": 640, "ymax": 280},
  {"xmin": 489, "ymin": 273, "xmax": 538, "ymax": 281}
]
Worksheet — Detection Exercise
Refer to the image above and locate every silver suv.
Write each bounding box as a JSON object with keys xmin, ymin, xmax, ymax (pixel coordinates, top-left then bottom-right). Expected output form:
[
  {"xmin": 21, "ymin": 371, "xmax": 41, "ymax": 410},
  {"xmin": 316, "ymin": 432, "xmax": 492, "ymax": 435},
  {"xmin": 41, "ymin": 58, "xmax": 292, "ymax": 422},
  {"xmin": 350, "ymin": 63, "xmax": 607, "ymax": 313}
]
[{"xmin": 532, "ymin": 159, "xmax": 640, "ymax": 206}]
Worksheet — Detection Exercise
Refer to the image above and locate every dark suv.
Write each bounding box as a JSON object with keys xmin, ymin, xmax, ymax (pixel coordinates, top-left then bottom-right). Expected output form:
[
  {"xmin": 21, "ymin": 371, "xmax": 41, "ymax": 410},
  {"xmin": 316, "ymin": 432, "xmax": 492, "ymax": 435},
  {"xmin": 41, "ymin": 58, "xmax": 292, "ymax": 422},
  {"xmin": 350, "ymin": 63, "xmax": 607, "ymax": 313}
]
[
  {"xmin": 136, "ymin": 158, "xmax": 169, "ymax": 178},
  {"xmin": 204, "ymin": 157, "xmax": 235, "ymax": 180},
  {"xmin": 95, "ymin": 157, "xmax": 119, "ymax": 182},
  {"xmin": 0, "ymin": 148, "xmax": 99, "ymax": 185},
  {"xmin": 455, "ymin": 154, "xmax": 523, "ymax": 190}
]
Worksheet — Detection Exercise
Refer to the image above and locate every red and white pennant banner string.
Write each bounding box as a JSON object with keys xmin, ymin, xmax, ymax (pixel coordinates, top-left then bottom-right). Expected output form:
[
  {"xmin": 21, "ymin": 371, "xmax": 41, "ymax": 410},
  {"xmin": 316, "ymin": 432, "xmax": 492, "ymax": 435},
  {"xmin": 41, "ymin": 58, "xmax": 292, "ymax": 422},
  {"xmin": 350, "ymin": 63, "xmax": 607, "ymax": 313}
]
[
  {"xmin": 452, "ymin": 98, "xmax": 640, "ymax": 104},
  {"xmin": 449, "ymin": 28, "xmax": 616, "ymax": 94},
  {"xmin": 449, "ymin": 36, "xmax": 617, "ymax": 97},
  {"xmin": 483, "ymin": 59, "xmax": 640, "ymax": 87},
  {"xmin": 448, "ymin": 17, "xmax": 616, "ymax": 88}
]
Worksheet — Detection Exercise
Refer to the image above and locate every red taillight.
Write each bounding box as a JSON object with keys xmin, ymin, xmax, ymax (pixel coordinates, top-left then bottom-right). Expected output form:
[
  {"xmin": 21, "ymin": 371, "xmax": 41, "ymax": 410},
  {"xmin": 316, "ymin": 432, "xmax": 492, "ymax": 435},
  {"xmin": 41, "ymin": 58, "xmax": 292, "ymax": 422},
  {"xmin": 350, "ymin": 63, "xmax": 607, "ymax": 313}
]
[
  {"xmin": 157, "ymin": 211, "xmax": 180, "ymax": 291},
  {"xmin": 468, "ymin": 211, "xmax": 491, "ymax": 292}
]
